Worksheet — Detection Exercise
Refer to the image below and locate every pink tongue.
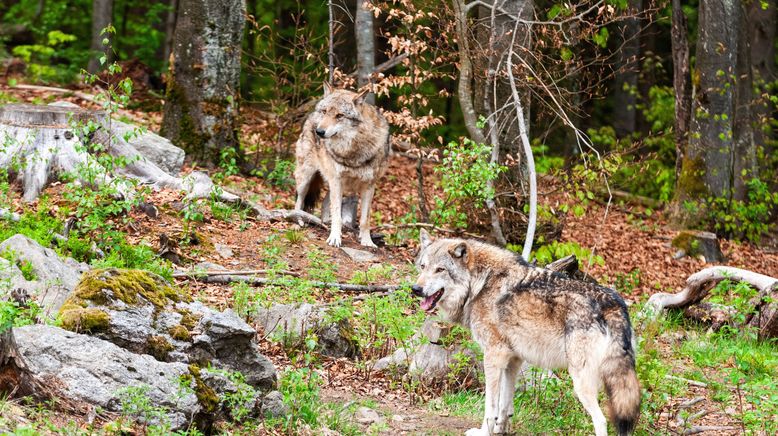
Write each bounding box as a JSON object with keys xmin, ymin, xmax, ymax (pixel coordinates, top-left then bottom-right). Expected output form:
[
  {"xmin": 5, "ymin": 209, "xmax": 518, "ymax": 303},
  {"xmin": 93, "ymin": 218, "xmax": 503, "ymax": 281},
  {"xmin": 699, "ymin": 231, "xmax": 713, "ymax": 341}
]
[{"xmin": 420, "ymin": 295, "xmax": 435, "ymax": 311}]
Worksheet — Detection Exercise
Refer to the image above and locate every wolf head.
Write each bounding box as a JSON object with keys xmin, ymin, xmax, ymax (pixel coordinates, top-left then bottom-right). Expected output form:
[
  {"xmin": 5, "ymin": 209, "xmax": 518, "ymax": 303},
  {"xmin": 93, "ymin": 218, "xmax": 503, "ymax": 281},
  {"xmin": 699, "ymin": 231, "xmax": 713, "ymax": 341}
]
[
  {"xmin": 311, "ymin": 83, "xmax": 370, "ymax": 139},
  {"xmin": 413, "ymin": 229, "xmax": 474, "ymax": 322}
]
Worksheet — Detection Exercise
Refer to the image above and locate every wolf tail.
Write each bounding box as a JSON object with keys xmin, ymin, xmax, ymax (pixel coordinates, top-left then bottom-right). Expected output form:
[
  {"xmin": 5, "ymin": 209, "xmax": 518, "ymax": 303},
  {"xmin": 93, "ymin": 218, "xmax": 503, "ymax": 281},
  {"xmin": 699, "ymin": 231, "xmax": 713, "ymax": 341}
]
[
  {"xmin": 302, "ymin": 172, "xmax": 323, "ymax": 212},
  {"xmin": 602, "ymin": 316, "xmax": 641, "ymax": 435}
]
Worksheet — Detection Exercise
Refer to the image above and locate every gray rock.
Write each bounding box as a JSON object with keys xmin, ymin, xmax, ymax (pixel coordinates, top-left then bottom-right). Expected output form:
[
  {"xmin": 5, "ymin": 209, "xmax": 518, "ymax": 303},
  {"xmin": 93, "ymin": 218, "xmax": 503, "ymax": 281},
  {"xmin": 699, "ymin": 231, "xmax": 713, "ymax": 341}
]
[
  {"xmin": 408, "ymin": 343, "xmax": 480, "ymax": 383},
  {"xmin": 0, "ymin": 258, "xmax": 27, "ymax": 292},
  {"xmin": 0, "ymin": 234, "xmax": 88, "ymax": 315},
  {"xmin": 671, "ymin": 230, "xmax": 724, "ymax": 263},
  {"xmin": 59, "ymin": 269, "xmax": 277, "ymax": 392},
  {"xmin": 261, "ymin": 390, "xmax": 288, "ymax": 418},
  {"xmin": 112, "ymin": 120, "xmax": 185, "ymax": 175},
  {"xmin": 340, "ymin": 246, "xmax": 379, "ymax": 263},
  {"xmin": 0, "ymin": 207, "xmax": 20, "ymax": 222},
  {"xmin": 354, "ymin": 406, "xmax": 382, "ymax": 425},
  {"xmin": 214, "ymin": 243, "xmax": 234, "ymax": 259},
  {"xmin": 14, "ymin": 325, "xmax": 200, "ymax": 430},
  {"xmin": 373, "ymin": 347, "xmax": 410, "ymax": 372},
  {"xmin": 253, "ymin": 303, "xmax": 358, "ymax": 358}
]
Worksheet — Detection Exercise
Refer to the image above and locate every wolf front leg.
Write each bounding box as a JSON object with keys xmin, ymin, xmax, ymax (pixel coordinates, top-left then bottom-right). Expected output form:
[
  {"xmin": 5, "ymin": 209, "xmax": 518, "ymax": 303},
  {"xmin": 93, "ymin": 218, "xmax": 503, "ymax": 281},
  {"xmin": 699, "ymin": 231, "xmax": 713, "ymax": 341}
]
[
  {"xmin": 326, "ymin": 178, "xmax": 343, "ymax": 247},
  {"xmin": 494, "ymin": 357, "xmax": 522, "ymax": 433},
  {"xmin": 466, "ymin": 360, "xmax": 502, "ymax": 436},
  {"xmin": 358, "ymin": 184, "xmax": 377, "ymax": 248}
]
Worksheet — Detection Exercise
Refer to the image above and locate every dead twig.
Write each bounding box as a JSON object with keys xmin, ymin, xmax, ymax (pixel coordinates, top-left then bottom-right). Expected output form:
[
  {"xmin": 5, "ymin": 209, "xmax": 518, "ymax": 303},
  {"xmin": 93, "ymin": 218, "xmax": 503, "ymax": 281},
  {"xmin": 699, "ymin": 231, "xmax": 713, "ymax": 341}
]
[
  {"xmin": 665, "ymin": 375, "xmax": 708, "ymax": 388},
  {"xmin": 182, "ymin": 273, "xmax": 401, "ymax": 293},
  {"xmin": 172, "ymin": 269, "xmax": 301, "ymax": 278}
]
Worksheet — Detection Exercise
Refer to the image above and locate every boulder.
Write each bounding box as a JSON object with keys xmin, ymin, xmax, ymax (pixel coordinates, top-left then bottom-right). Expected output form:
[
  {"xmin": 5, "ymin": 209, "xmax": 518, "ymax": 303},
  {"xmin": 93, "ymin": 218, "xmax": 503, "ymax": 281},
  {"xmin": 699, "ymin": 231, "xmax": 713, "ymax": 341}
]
[
  {"xmin": 13, "ymin": 325, "xmax": 201, "ymax": 430},
  {"xmin": 340, "ymin": 246, "xmax": 379, "ymax": 263},
  {"xmin": 253, "ymin": 302, "xmax": 358, "ymax": 358},
  {"xmin": 57, "ymin": 268, "xmax": 277, "ymax": 391},
  {"xmin": 0, "ymin": 234, "xmax": 88, "ymax": 315}
]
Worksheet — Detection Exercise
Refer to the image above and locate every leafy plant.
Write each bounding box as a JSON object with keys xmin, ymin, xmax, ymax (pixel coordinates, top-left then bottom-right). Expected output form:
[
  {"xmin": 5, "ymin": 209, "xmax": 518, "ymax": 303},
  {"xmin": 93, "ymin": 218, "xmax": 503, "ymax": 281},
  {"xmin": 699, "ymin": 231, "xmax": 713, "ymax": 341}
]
[
  {"xmin": 705, "ymin": 178, "xmax": 778, "ymax": 243},
  {"xmin": 531, "ymin": 241, "xmax": 604, "ymax": 267}
]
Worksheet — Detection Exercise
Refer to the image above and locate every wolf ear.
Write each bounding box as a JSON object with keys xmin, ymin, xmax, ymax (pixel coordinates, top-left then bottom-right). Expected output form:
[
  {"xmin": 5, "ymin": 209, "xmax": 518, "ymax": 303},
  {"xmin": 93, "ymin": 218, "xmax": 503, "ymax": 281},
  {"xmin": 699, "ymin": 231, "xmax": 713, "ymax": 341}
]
[
  {"xmin": 323, "ymin": 81, "xmax": 333, "ymax": 96},
  {"xmin": 449, "ymin": 242, "xmax": 467, "ymax": 260},
  {"xmin": 419, "ymin": 229, "xmax": 432, "ymax": 250},
  {"xmin": 353, "ymin": 87, "xmax": 370, "ymax": 105}
]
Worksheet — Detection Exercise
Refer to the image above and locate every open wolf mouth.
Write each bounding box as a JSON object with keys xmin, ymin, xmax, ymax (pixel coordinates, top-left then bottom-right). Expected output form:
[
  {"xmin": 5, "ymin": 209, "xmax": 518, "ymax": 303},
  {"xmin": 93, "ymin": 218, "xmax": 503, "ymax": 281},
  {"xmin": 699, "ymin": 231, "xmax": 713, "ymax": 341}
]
[{"xmin": 420, "ymin": 289, "xmax": 444, "ymax": 313}]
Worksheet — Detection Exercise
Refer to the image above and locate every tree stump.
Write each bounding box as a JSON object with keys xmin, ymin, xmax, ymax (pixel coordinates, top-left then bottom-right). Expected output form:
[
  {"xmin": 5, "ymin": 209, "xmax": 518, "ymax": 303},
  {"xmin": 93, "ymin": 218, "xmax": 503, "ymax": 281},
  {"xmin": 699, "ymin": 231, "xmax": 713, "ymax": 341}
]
[{"xmin": 671, "ymin": 230, "xmax": 724, "ymax": 263}]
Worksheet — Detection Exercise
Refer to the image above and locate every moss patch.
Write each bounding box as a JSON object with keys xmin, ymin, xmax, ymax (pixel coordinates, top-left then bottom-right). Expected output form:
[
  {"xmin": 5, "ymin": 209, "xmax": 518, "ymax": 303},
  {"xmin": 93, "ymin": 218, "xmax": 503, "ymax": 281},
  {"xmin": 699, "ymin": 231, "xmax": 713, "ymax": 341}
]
[
  {"xmin": 59, "ymin": 306, "xmax": 110, "ymax": 332},
  {"xmin": 184, "ymin": 365, "xmax": 219, "ymax": 414},
  {"xmin": 169, "ymin": 324, "xmax": 192, "ymax": 341},
  {"xmin": 672, "ymin": 231, "xmax": 703, "ymax": 256},
  {"xmin": 74, "ymin": 268, "xmax": 191, "ymax": 308},
  {"xmin": 147, "ymin": 335, "xmax": 175, "ymax": 360},
  {"xmin": 178, "ymin": 308, "xmax": 202, "ymax": 330}
]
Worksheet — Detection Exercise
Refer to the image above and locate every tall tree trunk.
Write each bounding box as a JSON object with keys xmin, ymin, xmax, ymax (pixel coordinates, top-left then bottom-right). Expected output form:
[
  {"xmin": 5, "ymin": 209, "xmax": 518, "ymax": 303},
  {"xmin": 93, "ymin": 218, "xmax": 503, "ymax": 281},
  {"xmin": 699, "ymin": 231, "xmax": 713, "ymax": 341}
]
[
  {"xmin": 732, "ymin": 5, "xmax": 755, "ymax": 201},
  {"xmin": 671, "ymin": 0, "xmax": 691, "ymax": 182},
  {"xmin": 612, "ymin": 0, "xmax": 642, "ymax": 137},
  {"xmin": 674, "ymin": 0, "xmax": 750, "ymax": 226},
  {"xmin": 160, "ymin": 0, "xmax": 245, "ymax": 165},
  {"xmin": 748, "ymin": 0, "xmax": 777, "ymax": 158},
  {"xmin": 87, "ymin": 0, "xmax": 113, "ymax": 73},
  {"xmin": 162, "ymin": 0, "xmax": 178, "ymax": 68},
  {"xmin": 355, "ymin": 0, "xmax": 375, "ymax": 104}
]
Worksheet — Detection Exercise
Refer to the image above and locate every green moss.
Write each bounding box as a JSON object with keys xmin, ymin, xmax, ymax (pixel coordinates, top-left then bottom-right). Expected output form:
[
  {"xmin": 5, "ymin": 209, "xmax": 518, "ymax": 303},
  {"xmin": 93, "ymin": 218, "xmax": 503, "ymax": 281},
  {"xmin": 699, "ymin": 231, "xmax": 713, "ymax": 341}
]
[
  {"xmin": 178, "ymin": 308, "xmax": 202, "ymax": 330},
  {"xmin": 74, "ymin": 268, "xmax": 191, "ymax": 308},
  {"xmin": 677, "ymin": 155, "xmax": 708, "ymax": 199},
  {"xmin": 169, "ymin": 324, "xmax": 192, "ymax": 341},
  {"xmin": 147, "ymin": 335, "xmax": 175, "ymax": 360},
  {"xmin": 672, "ymin": 231, "xmax": 703, "ymax": 256},
  {"xmin": 59, "ymin": 306, "xmax": 110, "ymax": 332},
  {"xmin": 186, "ymin": 365, "xmax": 219, "ymax": 413}
]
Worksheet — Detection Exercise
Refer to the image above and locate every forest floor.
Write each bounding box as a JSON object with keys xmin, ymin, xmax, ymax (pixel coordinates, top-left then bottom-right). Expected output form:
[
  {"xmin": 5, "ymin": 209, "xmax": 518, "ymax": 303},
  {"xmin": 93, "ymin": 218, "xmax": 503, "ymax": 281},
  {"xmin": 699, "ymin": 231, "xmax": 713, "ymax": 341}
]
[{"xmin": 1, "ymin": 80, "xmax": 777, "ymax": 435}]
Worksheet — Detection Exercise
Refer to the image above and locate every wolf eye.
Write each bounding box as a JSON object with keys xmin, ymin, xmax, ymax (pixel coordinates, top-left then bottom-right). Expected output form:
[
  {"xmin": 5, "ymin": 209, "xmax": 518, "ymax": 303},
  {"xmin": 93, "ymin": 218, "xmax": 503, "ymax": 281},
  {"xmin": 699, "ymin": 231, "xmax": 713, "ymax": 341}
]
[
  {"xmin": 336, "ymin": 113, "xmax": 344, "ymax": 119},
  {"xmin": 435, "ymin": 267, "xmax": 445, "ymax": 274}
]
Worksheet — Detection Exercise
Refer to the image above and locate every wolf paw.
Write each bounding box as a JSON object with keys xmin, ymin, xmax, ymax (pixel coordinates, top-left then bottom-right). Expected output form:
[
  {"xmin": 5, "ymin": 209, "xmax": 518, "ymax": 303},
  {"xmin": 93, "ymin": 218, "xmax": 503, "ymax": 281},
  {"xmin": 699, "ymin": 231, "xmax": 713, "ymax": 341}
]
[
  {"xmin": 464, "ymin": 429, "xmax": 488, "ymax": 436},
  {"xmin": 327, "ymin": 232, "xmax": 342, "ymax": 247},
  {"xmin": 360, "ymin": 235, "xmax": 377, "ymax": 248}
]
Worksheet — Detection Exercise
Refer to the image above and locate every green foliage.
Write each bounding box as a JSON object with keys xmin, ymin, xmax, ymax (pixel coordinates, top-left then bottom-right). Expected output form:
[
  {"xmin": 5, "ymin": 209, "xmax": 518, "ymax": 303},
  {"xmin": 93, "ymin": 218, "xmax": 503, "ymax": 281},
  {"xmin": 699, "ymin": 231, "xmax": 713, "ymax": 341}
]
[
  {"xmin": 705, "ymin": 178, "xmax": 778, "ymax": 243},
  {"xmin": 279, "ymin": 367, "xmax": 322, "ymax": 430},
  {"xmin": 0, "ymin": 300, "xmax": 41, "ymax": 333},
  {"xmin": 352, "ymin": 288, "xmax": 426, "ymax": 362},
  {"xmin": 116, "ymin": 385, "xmax": 173, "ymax": 435},
  {"xmin": 614, "ymin": 269, "xmax": 641, "ymax": 294},
  {"xmin": 265, "ymin": 158, "xmax": 295, "ymax": 189},
  {"xmin": 531, "ymin": 241, "xmax": 604, "ymax": 267},
  {"xmin": 11, "ymin": 30, "xmax": 80, "ymax": 83},
  {"xmin": 431, "ymin": 136, "xmax": 506, "ymax": 228},
  {"xmin": 348, "ymin": 264, "xmax": 394, "ymax": 286},
  {"xmin": 204, "ymin": 368, "xmax": 258, "ymax": 422}
]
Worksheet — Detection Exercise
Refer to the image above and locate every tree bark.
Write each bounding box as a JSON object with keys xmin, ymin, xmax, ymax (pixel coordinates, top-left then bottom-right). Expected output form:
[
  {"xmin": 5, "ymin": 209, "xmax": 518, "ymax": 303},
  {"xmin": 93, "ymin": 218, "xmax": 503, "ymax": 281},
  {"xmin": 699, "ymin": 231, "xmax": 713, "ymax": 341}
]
[
  {"xmin": 747, "ymin": 0, "xmax": 776, "ymax": 162},
  {"xmin": 162, "ymin": 0, "xmax": 178, "ymax": 68},
  {"xmin": 87, "ymin": 0, "xmax": 113, "ymax": 74},
  {"xmin": 671, "ymin": 0, "xmax": 691, "ymax": 183},
  {"xmin": 674, "ymin": 0, "xmax": 752, "ymax": 225},
  {"xmin": 612, "ymin": 0, "xmax": 642, "ymax": 137},
  {"xmin": 160, "ymin": 0, "xmax": 245, "ymax": 165},
  {"xmin": 355, "ymin": 0, "xmax": 376, "ymax": 105}
]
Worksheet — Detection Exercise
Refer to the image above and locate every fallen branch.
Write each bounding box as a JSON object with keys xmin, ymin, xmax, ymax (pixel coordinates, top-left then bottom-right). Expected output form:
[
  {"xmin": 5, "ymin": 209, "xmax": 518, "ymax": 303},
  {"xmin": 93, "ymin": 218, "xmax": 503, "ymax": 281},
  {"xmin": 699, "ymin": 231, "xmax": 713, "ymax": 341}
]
[
  {"xmin": 375, "ymin": 222, "xmax": 482, "ymax": 239},
  {"xmin": 11, "ymin": 84, "xmax": 99, "ymax": 103},
  {"xmin": 172, "ymin": 269, "xmax": 300, "ymax": 278},
  {"xmin": 644, "ymin": 266, "xmax": 778, "ymax": 338},
  {"xmin": 665, "ymin": 375, "xmax": 707, "ymax": 388},
  {"xmin": 683, "ymin": 426, "xmax": 737, "ymax": 435},
  {"xmin": 179, "ymin": 273, "xmax": 401, "ymax": 293}
]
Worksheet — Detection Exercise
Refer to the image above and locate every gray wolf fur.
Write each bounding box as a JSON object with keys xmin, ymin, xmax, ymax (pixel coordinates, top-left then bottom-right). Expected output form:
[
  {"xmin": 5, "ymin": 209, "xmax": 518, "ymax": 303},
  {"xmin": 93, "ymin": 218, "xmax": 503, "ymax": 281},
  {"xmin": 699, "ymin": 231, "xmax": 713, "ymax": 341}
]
[
  {"xmin": 412, "ymin": 230, "xmax": 640, "ymax": 436},
  {"xmin": 294, "ymin": 83, "xmax": 391, "ymax": 247}
]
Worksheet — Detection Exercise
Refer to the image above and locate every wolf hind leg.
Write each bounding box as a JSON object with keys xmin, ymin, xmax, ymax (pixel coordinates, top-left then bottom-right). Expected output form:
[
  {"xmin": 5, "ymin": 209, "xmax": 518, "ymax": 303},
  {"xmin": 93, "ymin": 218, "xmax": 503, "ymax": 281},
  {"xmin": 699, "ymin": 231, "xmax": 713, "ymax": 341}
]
[
  {"xmin": 570, "ymin": 365, "xmax": 608, "ymax": 436},
  {"xmin": 294, "ymin": 165, "xmax": 320, "ymax": 212},
  {"xmin": 358, "ymin": 184, "xmax": 376, "ymax": 247}
]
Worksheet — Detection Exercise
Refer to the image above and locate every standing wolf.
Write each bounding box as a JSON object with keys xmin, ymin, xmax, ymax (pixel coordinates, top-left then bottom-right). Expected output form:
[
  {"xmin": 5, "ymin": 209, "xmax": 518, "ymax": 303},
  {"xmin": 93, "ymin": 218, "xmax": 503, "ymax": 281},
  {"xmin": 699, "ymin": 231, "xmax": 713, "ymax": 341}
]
[
  {"xmin": 412, "ymin": 230, "xmax": 640, "ymax": 436},
  {"xmin": 294, "ymin": 83, "xmax": 391, "ymax": 248}
]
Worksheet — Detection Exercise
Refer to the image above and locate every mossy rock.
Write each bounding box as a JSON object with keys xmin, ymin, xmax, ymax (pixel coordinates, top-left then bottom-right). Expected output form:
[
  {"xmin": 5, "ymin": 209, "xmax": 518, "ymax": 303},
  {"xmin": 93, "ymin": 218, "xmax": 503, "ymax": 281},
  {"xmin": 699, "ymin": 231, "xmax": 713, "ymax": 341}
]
[
  {"xmin": 184, "ymin": 365, "xmax": 220, "ymax": 414},
  {"xmin": 148, "ymin": 335, "xmax": 175, "ymax": 360},
  {"xmin": 169, "ymin": 324, "xmax": 192, "ymax": 341},
  {"xmin": 72, "ymin": 268, "xmax": 191, "ymax": 308},
  {"xmin": 58, "ymin": 306, "xmax": 110, "ymax": 332}
]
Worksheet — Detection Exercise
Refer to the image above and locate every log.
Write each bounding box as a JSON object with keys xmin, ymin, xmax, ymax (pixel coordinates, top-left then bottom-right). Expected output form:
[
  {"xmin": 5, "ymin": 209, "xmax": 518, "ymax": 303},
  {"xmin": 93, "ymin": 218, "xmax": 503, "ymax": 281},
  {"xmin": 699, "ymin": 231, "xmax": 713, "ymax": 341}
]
[
  {"xmin": 0, "ymin": 328, "xmax": 56, "ymax": 401},
  {"xmin": 645, "ymin": 266, "xmax": 778, "ymax": 338}
]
